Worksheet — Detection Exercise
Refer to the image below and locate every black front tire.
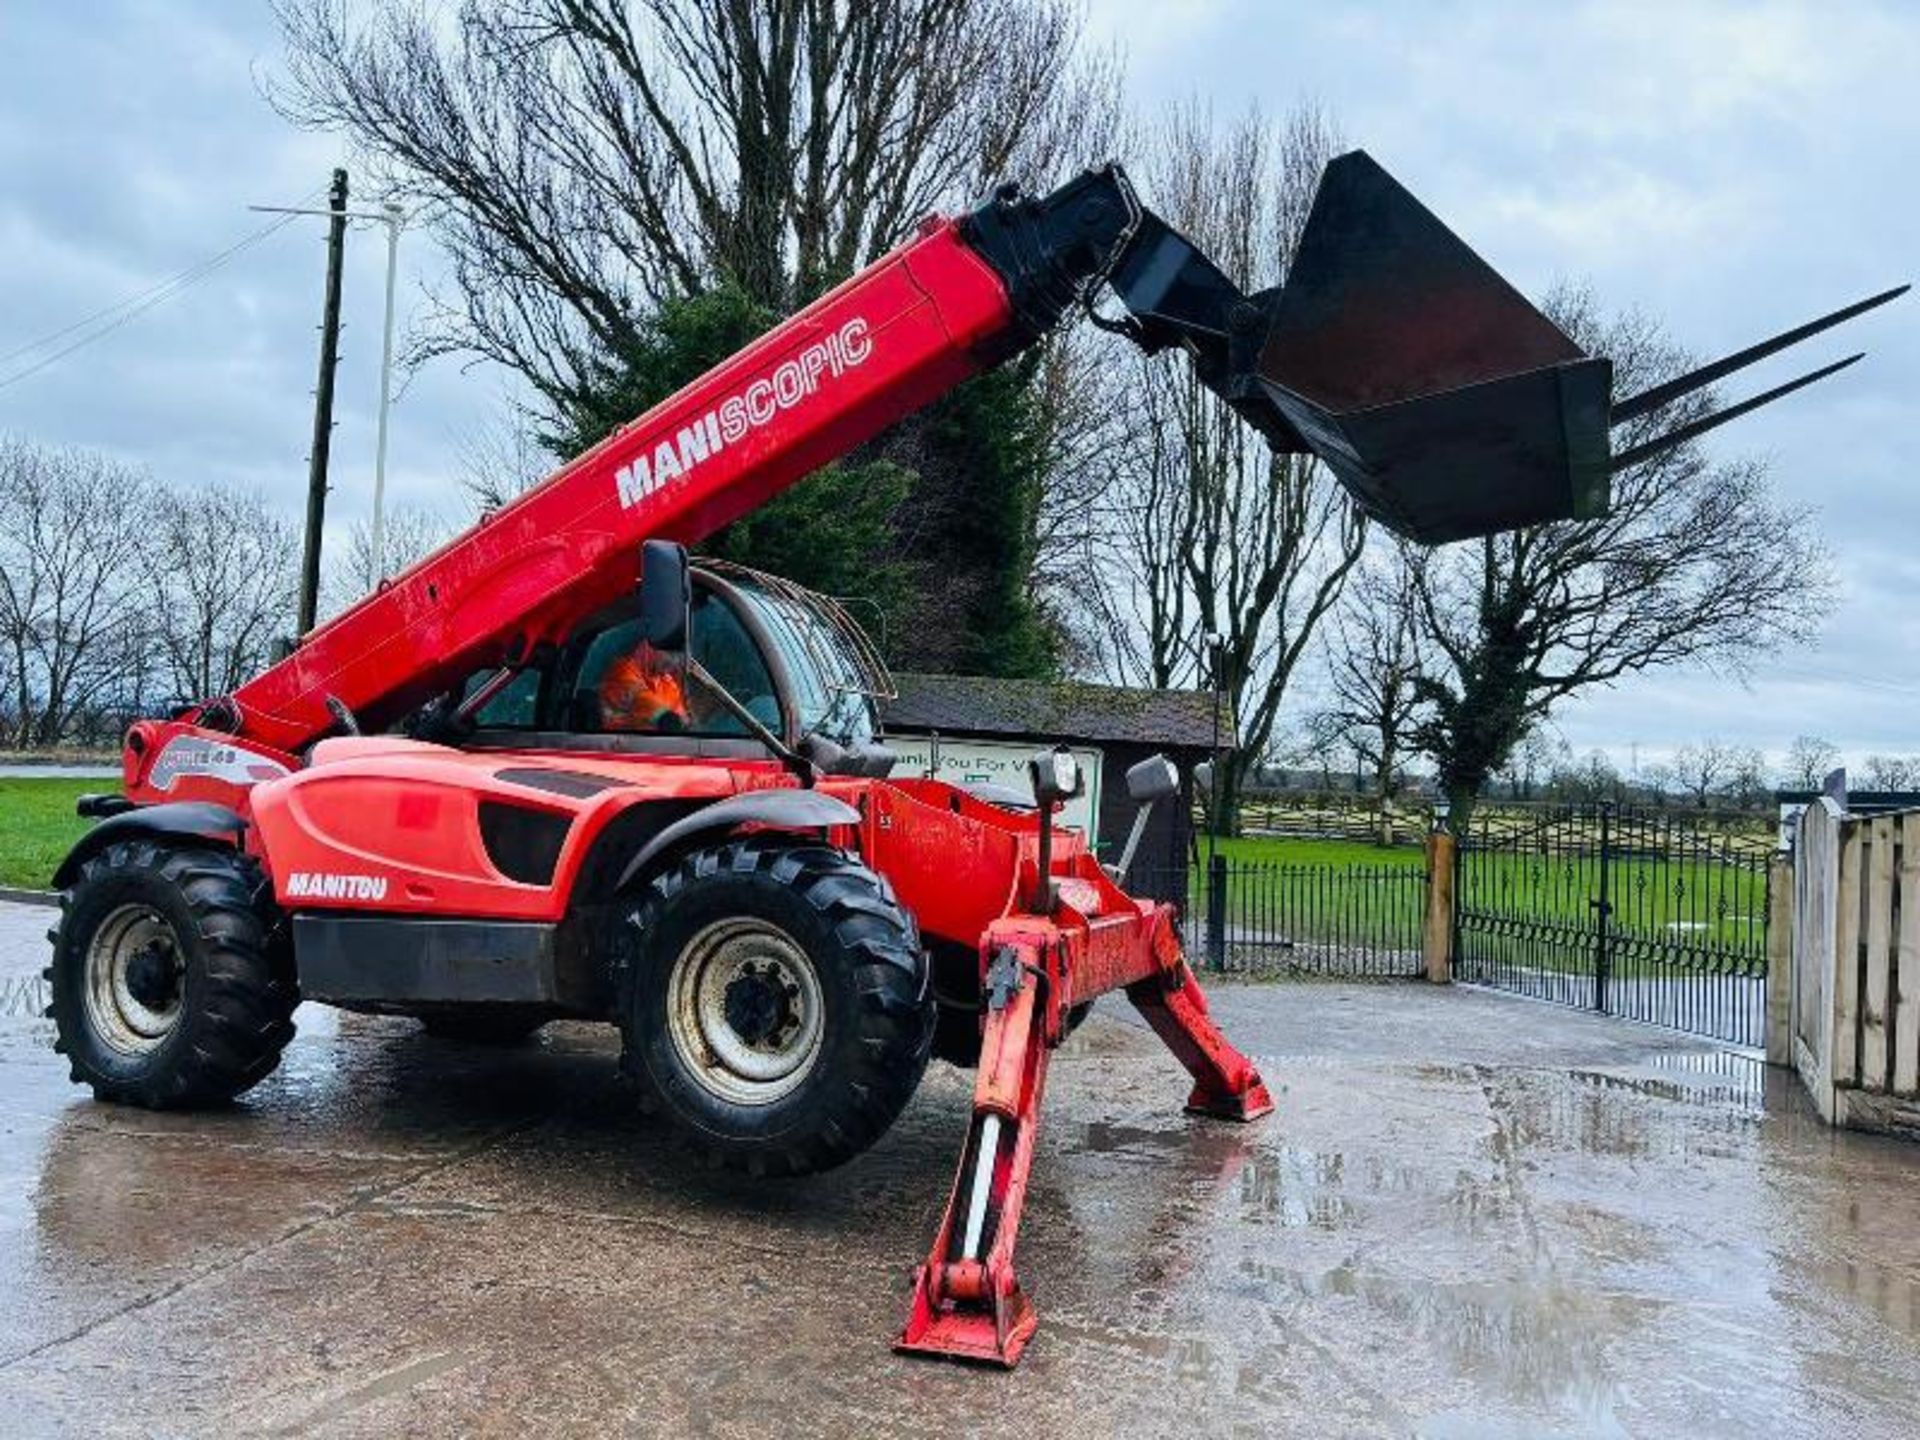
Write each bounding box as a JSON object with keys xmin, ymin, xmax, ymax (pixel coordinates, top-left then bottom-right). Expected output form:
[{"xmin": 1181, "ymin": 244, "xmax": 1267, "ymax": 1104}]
[
  {"xmin": 619, "ymin": 838, "xmax": 934, "ymax": 1177},
  {"xmin": 47, "ymin": 842, "xmax": 298, "ymax": 1108}
]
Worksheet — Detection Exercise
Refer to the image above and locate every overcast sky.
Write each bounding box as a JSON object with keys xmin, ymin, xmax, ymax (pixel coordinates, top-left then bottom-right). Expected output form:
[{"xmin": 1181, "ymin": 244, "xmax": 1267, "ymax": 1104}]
[{"xmin": 0, "ymin": 2, "xmax": 1914, "ymax": 781}]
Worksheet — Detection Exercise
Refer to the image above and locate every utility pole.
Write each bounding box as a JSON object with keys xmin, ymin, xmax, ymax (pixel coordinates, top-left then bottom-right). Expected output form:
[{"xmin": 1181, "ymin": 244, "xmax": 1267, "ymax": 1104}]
[
  {"xmin": 297, "ymin": 168, "xmax": 349, "ymax": 637},
  {"xmin": 253, "ymin": 187, "xmax": 408, "ymax": 591}
]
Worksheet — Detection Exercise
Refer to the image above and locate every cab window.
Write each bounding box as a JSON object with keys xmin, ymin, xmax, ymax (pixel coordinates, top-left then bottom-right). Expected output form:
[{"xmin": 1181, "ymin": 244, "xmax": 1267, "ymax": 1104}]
[
  {"xmin": 569, "ymin": 591, "xmax": 780, "ymax": 737},
  {"xmin": 463, "ymin": 665, "xmax": 542, "ymax": 729}
]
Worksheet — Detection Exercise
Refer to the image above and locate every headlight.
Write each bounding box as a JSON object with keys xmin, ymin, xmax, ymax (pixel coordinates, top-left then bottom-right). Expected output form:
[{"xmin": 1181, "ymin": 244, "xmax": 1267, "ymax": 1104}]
[{"xmin": 1029, "ymin": 746, "xmax": 1084, "ymax": 806}]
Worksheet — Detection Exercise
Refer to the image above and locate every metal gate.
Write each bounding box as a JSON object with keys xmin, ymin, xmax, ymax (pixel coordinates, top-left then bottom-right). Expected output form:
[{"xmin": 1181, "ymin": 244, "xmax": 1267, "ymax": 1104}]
[
  {"xmin": 1454, "ymin": 803, "xmax": 1772, "ymax": 1046},
  {"xmin": 1150, "ymin": 857, "xmax": 1428, "ymax": 978}
]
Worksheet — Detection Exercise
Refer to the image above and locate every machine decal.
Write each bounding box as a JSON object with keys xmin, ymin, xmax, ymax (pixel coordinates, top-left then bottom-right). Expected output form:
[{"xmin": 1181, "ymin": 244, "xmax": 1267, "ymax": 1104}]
[
  {"xmin": 616, "ymin": 316, "xmax": 873, "ymax": 510},
  {"xmin": 285, "ymin": 872, "xmax": 390, "ymax": 902},
  {"xmin": 149, "ymin": 736, "xmax": 291, "ymax": 792}
]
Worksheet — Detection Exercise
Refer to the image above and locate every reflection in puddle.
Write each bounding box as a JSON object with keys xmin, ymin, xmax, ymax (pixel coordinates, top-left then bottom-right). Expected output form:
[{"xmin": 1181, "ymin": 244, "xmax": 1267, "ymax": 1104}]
[
  {"xmin": 1488, "ymin": 1066, "xmax": 1760, "ymax": 1162},
  {"xmin": 1794, "ymin": 1255, "xmax": 1920, "ymax": 1339},
  {"xmin": 1235, "ymin": 1146, "xmax": 1482, "ymax": 1231},
  {"xmin": 1247, "ymin": 1254, "xmax": 1643, "ymax": 1431},
  {"xmin": 1644, "ymin": 1047, "xmax": 1766, "ymax": 1104}
]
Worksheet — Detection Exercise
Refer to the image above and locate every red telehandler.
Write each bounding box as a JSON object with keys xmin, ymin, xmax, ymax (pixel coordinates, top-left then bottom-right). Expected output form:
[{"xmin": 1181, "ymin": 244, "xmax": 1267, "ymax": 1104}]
[{"xmin": 46, "ymin": 151, "xmax": 1899, "ymax": 1366}]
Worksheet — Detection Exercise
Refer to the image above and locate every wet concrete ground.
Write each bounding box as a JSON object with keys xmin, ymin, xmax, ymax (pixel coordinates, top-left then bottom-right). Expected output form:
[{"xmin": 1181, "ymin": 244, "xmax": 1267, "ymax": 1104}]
[{"xmin": 1, "ymin": 900, "xmax": 1917, "ymax": 1437}]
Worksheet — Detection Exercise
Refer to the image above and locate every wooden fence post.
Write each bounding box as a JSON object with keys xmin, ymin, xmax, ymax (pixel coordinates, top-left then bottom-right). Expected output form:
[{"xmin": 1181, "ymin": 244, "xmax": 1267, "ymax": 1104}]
[
  {"xmin": 1834, "ymin": 820, "xmax": 1865, "ymax": 1090},
  {"xmin": 1765, "ymin": 854, "xmax": 1793, "ymax": 1068},
  {"xmin": 1423, "ymin": 828, "xmax": 1456, "ymax": 984}
]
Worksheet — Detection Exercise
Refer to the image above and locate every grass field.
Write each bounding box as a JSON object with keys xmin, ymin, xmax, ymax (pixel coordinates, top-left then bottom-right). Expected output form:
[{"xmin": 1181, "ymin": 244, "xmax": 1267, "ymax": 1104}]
[
  {"xmin": 0, "ymin": 777, "xmax": 97, "ymax": 889},
  {"xmin": 1200, "ymin": 834, "xmax": 1427, "ymax": 869},
  {"xmin": 1178, "ymin": 835, "xmax": 1429, "ymax": 959}
]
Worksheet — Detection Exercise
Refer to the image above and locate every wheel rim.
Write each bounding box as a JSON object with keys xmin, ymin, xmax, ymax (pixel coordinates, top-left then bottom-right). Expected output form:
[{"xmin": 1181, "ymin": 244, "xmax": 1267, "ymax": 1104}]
[
  {"xmin": 83, "ymin": 903, "xmax": 185, "ymax": 1056},
  {"xmin": 665, "ymin": 917, "xmax": 825, "ymax": 1106}
]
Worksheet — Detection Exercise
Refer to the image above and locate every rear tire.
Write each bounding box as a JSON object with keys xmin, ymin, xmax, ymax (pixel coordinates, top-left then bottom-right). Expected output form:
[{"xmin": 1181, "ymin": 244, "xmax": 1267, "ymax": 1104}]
[
  {"xmin": 619, "ymin": 837, "xmax": 933, "ymax": 1176},
  {"xmin": 48, "ymin": 842, "xmax": 297, "ymax": 1108}
]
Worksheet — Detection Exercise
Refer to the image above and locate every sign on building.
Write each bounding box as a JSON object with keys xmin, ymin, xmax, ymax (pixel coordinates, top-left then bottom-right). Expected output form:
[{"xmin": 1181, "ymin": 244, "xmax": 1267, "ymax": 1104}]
[{"xmin": 888, "ymin": 736, "xmax": 1105, "ymax": 843}]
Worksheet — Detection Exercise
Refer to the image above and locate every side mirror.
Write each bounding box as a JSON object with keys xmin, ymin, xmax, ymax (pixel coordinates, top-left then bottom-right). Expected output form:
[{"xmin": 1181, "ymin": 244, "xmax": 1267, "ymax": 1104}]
[
  {"xmin": 637, "ymin": 539, "xmax": 690, "ymax": 651},
  {"xmin": 1126, "ymin": 754, "xmax": 1179, "ymax": 804}
]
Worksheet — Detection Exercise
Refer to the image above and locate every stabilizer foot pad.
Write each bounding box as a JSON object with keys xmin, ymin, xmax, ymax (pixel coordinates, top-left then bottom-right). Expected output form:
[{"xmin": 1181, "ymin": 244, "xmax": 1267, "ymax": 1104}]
[
  {"xmin": 1185, "ymin": 1078, "xmax": 1275, "ymax": 1122},
  {"xmin": 895, "ymin": 1265, "xmax": 1038, "ymax": 1368}
]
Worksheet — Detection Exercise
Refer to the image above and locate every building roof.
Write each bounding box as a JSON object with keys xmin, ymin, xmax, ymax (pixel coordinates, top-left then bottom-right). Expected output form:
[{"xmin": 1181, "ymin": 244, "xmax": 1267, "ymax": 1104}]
[{"xmin": 882, "ymin": 672, "xmax": 1233, "ymax": 749}]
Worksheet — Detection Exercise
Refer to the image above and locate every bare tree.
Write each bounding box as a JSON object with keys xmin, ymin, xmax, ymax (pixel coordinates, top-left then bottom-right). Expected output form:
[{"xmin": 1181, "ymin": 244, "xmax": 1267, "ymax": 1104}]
[
  {"xmin": 1413, "ymin": 288, "xmax": 1835, "ymax": 829},
  {"xmin": 1491, "ymin": 726, "xmax": 1560, "ymax": 801},
  {"xmin": 1783, "ymin": 734, "xmax": 1841, "ymax": 791},
  {"xmin": 1075, "ymin": 102, "xmax": 1364, "ymax": 826},
  {"xmin": 144, "ymin": 487, "xmax": 301, "ymax": 703},
  {"xmin": 1545, "ymin": 749, "xmax": 1623, "ymax": 806},
  {"xmin": 1722, "ymin": 746, "xmax": 1770, "ymax": 808},
  {"xmin": 0, "ymin": 438, "xmax": 152, "ymax": 747},
  {"xmin": 1670, "ymin": 738, "xmax": 1738, "ymax": 809},
  {"xmin": 453, "ymin": 412, "xmax": 555, "ymax": 514},
  {"xmin": 272, "ymin": 0, "xmax": 1119, "ymax": 411},
  {"xmin": 1311, "ymin": 546, "xmax": 1427, "ymax": 841},
  {"xmin": 1862, "ymin": 754, "xmax": 1920, "ymax": 791}
]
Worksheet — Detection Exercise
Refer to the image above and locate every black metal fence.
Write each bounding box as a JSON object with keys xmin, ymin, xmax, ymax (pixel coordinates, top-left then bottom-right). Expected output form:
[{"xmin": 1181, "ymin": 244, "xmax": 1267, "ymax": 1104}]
[
  {"xmin": 1147, "ymin": 856, "xmax": 1428, "ymax": 978},
  {"xmin": 1454, "ymin": 803, "xmax": 1772, "ymax": 1046}
]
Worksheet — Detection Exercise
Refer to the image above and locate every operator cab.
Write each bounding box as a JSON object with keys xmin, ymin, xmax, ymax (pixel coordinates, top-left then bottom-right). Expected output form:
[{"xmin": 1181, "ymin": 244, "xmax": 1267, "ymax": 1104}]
[{"xmin": 454, "ymin": 559, "xmax": 892, "ymax": 764}]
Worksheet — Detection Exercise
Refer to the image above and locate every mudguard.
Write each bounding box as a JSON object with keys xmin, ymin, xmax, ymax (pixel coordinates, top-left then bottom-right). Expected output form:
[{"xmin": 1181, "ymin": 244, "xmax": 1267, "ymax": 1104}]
[
  {"xmin": 51, "ymin": 802, "xmax": 248, "ymax": 889},
  {"xmin": 614, "ymin": 789, "xmax": 860, "ymax": 891}
]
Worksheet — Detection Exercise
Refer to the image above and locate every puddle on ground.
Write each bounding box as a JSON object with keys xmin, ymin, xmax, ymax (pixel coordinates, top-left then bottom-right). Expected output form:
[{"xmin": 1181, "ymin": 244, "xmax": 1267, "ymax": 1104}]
[
  {"xmin": 1486, "ymin": 1067, "xmax": 1759, "ymax": 1162},
  {"xmin": 1791, "ymin": 1254, "xmax": 1920, "ymax": 1338},
  {"xmin": 1565, "ymin": 1068, "xmax": 1762, "ymax": 1111},
  {"xmin": 1080, "ymin": 1120, "xmax": 1186, "ymax": 1155},
  {"xmin": 1243, "ymin": 1254, "xmax": 1647, "ymax": 1431},
  {"xmin": 1644, "ymin": 1047, "xmax": 1767, "ymax": 1102}
]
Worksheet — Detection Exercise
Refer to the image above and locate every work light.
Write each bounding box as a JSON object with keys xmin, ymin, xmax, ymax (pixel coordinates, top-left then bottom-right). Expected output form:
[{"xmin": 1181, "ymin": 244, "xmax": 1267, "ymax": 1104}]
[{"xmin": 1029, "ymin": 746, "xmax": 1083, "ymax": 807}]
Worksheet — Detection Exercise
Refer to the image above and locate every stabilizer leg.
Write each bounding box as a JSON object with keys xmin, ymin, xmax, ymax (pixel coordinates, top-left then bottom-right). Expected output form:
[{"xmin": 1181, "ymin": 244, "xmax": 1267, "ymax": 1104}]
[
  {"xmin": 1127, "ymin": 958, "xmax": 1275, "ymax": 1121},
  {"xmin": 896, "ymin": 942, "xmax": 1052, "ymax": 1367}
]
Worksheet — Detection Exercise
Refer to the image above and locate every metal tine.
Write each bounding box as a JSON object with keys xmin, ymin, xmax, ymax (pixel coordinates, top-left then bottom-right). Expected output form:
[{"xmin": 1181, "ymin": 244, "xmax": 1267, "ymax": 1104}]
[
  {"xmin": 1611, "ymin": 284, "xmax": 1906, "ymax": 424},
  {"xmin": 1610, "ymin": 352, "xmax": 1864, "ymax": 473}
]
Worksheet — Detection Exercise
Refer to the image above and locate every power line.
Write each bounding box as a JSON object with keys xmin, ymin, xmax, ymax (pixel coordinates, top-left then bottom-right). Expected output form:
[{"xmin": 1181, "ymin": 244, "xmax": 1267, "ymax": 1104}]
[{"xmin": 0, "ymin": 187, "xmax": 325, "ymax": 392}]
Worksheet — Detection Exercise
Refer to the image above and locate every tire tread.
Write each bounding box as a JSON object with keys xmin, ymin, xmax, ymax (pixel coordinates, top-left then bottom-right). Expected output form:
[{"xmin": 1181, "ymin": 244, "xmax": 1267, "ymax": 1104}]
[
  {"xmin": 49, "ymin": 842, "xmax": 297, "ymax": 1109},
  {"xmin": 620, "ymin": 836, "xmax": 932, "ymax": 1175}
]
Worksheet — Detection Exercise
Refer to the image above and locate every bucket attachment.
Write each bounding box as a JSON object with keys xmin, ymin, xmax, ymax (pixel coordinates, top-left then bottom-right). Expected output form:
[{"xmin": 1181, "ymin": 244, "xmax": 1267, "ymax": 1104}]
[
  {"xmin": 1251, "ymin": 152, "xmax": 1611, "ymax": 543},
  {"xmin": 1099, "ymin": 150, "xmax": 1905, "ymax": 545}
]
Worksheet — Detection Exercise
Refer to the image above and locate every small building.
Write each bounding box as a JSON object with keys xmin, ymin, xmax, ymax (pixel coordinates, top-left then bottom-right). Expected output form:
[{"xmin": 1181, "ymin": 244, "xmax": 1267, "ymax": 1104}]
[
  {"xmin": 880, "ymin": 672, "xmax": 1231, "ymax": 904},
  {"xmin": 1775, "ymin": 785, "xmax": 1920, "ymax": 851}
]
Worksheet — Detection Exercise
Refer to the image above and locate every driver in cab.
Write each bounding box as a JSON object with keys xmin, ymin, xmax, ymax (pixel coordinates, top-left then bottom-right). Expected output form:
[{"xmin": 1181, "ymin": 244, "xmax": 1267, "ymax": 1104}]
[{"xmin": 600, "ymin": 639, "xmax": 691, "ymax": 732}]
